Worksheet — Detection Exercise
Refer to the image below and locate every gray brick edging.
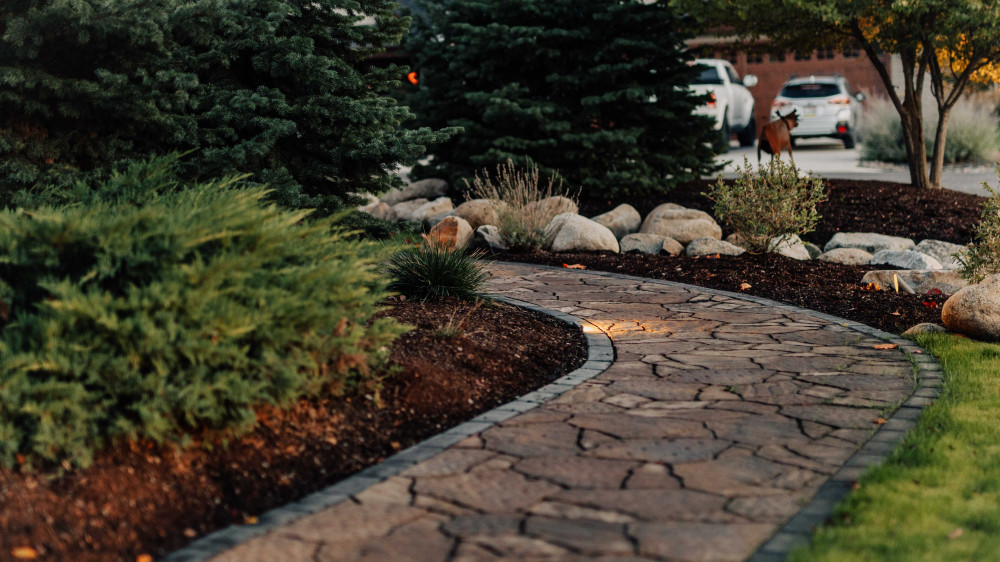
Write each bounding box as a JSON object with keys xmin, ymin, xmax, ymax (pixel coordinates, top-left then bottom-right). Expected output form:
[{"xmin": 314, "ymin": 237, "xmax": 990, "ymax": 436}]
[{"xmin": 162, "ymin": 294, "xmax": 614, "ymax": 562}]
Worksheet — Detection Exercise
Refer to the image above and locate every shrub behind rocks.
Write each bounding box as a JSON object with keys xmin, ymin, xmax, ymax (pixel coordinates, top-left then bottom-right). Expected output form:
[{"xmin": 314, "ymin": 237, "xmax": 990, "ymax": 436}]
[{"xmin": 959, "ymin": 184, "xmax": 1000, "ymax": 283}]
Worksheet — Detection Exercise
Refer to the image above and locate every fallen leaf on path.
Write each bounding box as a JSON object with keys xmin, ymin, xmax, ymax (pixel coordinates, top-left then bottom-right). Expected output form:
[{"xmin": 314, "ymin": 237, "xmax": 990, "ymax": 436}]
[
  {"xmin": 949, "ymin": 528, "xmax": 964, "ymax": 540},
  {"xmin": 243, "ymin": 515, "xmax": 259, "ymax": 525},
  {"xmin": 562, "ymin": 263, "xmax": 586, "ymax": 269},
  {"xmin": 874, "ymin": 417, "xmax": 887, "ymax": 424},
  {"xmin": 11, "ymin": 547, "xmax": 38, "ymax": 559},
  {"xmin": 873, "ymin": 343, "xmax": 898, "ymax": 350},
  {"xmin": 739, "ymin": 282, "xmax": 752, "ymax": 291}
]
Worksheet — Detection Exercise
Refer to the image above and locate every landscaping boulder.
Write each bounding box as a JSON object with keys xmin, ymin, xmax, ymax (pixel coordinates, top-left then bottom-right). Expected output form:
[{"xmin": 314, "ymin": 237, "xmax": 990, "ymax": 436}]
[
  {"xmin": 363, "ymin": 201, "xmax": 397, "ymax": 222},
  {"xmin": 803, "ymin": 242, "xmax": 822, "ymax": 259},
  {"xmin": 916, "ymin": 239, "xmax": 966, "ymax": 270},
  {"xmin": 903, "ymin": 323, "xmax": 950, "ymax": 336},
  {"xmin": 817, "ymin": 248, "xmax": 873, "ymax": 265},
  {"xmin": 685, "ymin": 237, "xmax": 745, "ymax": 257},
  {"xmin": 860, "ymin": 270, "xmax": 969, "ymax": 295},
  {"xmin": 768, "ymin": 234, "xmax": 811, "ymax": 261},
  {"xmin": 725, "ymin": 232, "xmax": 746, "ymax": 247},
  {"xmin": 527, "ymin": 196, "xmax": 578, "ymax": 220},
  {"xmin": 640, "ymin": 205, "xmax": 722, "ymax": 244},
  {"xmin": 381, "ymin": 178, "xmax": 449, "ymax": 205},
  {"xmin": 591, "ymin": 204, "xmax": 642, "ymax": 240},
  {"xmin": 942, "ymin": 274, "xmax": 1000, "ymax": 341},
  {"xmin": 454, "ymin": 199, "xmax": 499, "ymax": 230},
  {"xmin": 545, "ymin": 213, "xmax": 619, "ymax": 253},
  {"xmin": 869, "ymin": 250, "xmax": 943, "ymax": 270},
  {"xmin": 424, "ymin": 216, "xmax": 473, "ymax": 250},
  {"xmin": 353, "ymin": 192, "xmax": 380, "ymax": 208},
  {"xmin": 620, "ymin": 233, "xmax": 683, "ymax": 255},
  {"xmin": 424, "ymin": 210, "xmax": 455, "ymax": 230},
  {"xmin": 824, "ymin": 232, "xmax": 915, "ymax": 254},
  {"xmin": 390, "ymin": 198, "xmax": 430, "ymax": 221},
  {"xmin": 473, "ymin": 225, "xmax": 508, "ymax": 251}
]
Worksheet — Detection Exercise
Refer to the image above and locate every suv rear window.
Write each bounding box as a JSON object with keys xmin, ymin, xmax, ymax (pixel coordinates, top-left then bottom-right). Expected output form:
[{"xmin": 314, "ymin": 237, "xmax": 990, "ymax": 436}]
[
  {"xmin": 693, "ymin": 67, "xmax": 723, "ymax": 85},
  {"xmin": 780, "ymin": 83, "xmax": 843, "ymax": 98}
]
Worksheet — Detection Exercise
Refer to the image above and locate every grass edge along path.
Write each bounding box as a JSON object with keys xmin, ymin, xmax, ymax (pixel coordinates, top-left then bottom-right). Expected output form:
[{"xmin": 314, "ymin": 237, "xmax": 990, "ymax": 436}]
[{"xmin": 790, "ymin": 333, "xmax": 1000, "ymax": 561}]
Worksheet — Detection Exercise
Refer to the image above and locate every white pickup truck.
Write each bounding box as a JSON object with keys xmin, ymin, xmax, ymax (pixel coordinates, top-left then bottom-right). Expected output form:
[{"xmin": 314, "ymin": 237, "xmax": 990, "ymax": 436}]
[{"xmin": 691, "ymin": 58, "xmax": 758, "ymax": 152}]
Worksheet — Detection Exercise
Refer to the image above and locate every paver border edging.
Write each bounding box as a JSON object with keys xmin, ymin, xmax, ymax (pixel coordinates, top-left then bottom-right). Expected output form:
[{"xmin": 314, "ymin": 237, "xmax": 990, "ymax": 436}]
[
  {"xmin": 490, "ymin": 261, "xmax": 943, "ymax": 562},
  {"xmin": 162, "ymin": 294, "xmax": 614, "ymax": 562}
]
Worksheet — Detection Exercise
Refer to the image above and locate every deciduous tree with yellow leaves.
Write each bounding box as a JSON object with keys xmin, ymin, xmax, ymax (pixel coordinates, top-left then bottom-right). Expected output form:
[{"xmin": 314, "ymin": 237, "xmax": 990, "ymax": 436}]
[{"xmin": 676, "ymin": 0, "xmax": 1000, "ymax": 189}]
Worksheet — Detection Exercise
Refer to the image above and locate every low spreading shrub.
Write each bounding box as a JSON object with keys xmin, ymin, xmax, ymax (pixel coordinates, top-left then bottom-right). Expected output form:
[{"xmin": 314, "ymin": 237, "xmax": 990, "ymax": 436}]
[
  {"xmin": 958, "ymin": 184, "xmax": 1000, "ymax": 283},
  {"xmin": 0, "ymin": 156, "xmax": 406, "ymax": 469},
  {"xmin": 705, "ymin": 158, "xmax": 826, "ymax": 254},
  {"xmin": 467, "ymin": 160, "xmax": 577, "ymax": 251},
  {"xmin": 859, "ymin": 96, "xmax": 1000, "ymax": 164},
  {"xmin": 384, "ymin": 242, "xmax": 489, "ymax": 302}
]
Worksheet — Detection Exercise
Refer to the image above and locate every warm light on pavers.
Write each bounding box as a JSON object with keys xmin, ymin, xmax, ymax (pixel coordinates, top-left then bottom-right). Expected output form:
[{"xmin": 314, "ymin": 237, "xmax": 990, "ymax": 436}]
[{"xmin": 169, "ymin": 262, "xmax": 940, "ymax": 562}]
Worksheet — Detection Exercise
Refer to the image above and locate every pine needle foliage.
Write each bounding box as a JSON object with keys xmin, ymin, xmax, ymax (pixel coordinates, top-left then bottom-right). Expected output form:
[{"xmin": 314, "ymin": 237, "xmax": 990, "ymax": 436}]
[
  {"xmin": 402, "ymin": 0, "xmax": 719, "ymax": 199},
  {"xmin": 0, "ymin": 0, "xmax": 454, "ymax": 211},
  {"xmin": 0, "ymin": 155, "xmax": 407, "ymax": 469},
  {"xmin": 384, "ymin": 243, "xmax": 489, "ymax": 302}
]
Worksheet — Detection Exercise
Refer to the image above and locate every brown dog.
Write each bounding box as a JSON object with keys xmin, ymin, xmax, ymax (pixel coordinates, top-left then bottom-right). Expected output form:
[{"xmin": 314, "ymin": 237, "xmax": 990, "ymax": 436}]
[{"xmin": 757, "ymin": 109, "xmax": 799, "ymax": 164}]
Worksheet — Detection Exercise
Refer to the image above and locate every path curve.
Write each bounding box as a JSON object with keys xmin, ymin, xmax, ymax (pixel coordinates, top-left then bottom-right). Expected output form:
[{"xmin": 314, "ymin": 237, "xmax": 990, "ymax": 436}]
[{"xmin": 170, "ymin": 262, "xmax": 941, "ymax": 562}]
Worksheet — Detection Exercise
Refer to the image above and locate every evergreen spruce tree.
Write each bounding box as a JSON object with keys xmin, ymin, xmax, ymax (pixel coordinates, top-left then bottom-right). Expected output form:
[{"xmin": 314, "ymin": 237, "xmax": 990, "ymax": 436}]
[
  {"xmin": 402, "ymin": 0, "xmax": 718, "ymax": 199},
  {"xmin": 0, "ymin": 0, "xmax": 451, "ymax": 210}
]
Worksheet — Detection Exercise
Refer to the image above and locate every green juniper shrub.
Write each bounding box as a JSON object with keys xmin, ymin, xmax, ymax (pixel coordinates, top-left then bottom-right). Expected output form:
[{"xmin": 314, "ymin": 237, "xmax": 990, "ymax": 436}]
[
  {"xmin": 705, "ymin": 158, "xmax": 826, "ymax": 254},
  {"xmin": 384, "ymin": 242, "xmax": 489, "ymax": 302},
  {"xmin": 0, "ymin": 155, "xmax": 407, "ymax": 469},
  {"xmin": 958, "ymin": 183, "xmax": 1000, "ymax": 283},
  {"xmin": 402, "ymin": 0, "xmax": 718, "ymax": 200},
  {"xmin": 467, "ymin": 159, "xmax": 577, "ymax": 252}
]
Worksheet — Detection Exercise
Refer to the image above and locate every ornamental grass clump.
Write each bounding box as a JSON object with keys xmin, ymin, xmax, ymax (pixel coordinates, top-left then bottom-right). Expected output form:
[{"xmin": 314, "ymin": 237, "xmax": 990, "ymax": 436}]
[
  {"xmin": 706, "ymin": 158, "xmax": 826, "ymax": 254},
  {"xmin": 958, "ymin": 184, "xmax": 1000, "ymax": 283},
  {"xmin": 0, "ymin": 155, "xmax": 406, "ymax": 469},
  {"xmin": 467, "ymin": 159, "xmax": 577, "ymax": 251},
  {"xmin": 384, "ymin": 242, "xmax": 489, "ymax": 302}
]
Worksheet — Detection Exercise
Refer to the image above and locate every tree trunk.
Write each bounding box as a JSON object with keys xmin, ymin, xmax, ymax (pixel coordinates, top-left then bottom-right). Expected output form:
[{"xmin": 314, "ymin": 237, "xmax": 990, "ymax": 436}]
[
  {"xmin": 901, "ymin": 104, "xmax": 931, "ymax": 189},
  {"xmin": 929, "ymin": 108, "xmax": 950, "ymax": 189}
]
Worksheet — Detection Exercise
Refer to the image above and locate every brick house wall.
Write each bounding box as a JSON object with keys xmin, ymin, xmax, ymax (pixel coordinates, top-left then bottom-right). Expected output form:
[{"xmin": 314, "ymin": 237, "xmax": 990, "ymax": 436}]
[{"xmin": 688, "ymin": 39, "xmax": 892, "ymax": 128}]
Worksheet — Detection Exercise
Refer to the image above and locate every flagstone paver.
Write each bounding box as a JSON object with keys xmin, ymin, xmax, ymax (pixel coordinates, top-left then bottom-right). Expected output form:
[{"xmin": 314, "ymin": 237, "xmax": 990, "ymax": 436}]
[{"xmin": 171, "ymin": 262, "xmax": 941, "ymax": 562}]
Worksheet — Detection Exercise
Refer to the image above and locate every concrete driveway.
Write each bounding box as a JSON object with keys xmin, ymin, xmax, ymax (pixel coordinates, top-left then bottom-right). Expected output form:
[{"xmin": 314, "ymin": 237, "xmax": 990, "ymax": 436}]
[{"xmin": 711, "ymin": 138, "xmax": 998, "ymax": 197}]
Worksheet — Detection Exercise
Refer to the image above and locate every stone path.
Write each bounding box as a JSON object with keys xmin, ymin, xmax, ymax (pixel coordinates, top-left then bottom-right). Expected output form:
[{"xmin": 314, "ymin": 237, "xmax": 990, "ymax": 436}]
[{"xmin": 172, "ymin": 262, "xmax": 941, "ymax": 562}]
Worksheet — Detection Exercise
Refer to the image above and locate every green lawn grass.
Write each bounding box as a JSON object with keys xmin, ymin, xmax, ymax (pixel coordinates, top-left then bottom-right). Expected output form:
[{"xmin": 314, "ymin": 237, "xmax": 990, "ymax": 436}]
[{"xmin": 791, "ymin": 334, "xmax": 1000, "ymax": 561}]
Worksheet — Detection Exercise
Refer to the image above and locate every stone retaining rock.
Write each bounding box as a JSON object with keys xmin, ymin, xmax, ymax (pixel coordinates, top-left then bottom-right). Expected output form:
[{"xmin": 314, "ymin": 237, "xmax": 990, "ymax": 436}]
[
  {"xmin": 454, "ymin": 199, "xmax": 499, "ymax": 230},
  {"xmin": 915, "ymin": 239, "xmax": 966, "ymax": 270},
  {"xmin": 869, "ymin": 250, "xmax": 943, "ymax": 270},
  {"xmin": 545, "ymin": 213, "xmax": 620, "ymax": 253},
  {"xmin": 942, "ymin": 274, "xmax": 1000, "ymax": 341},
  {"xmin": 686, "ymin": 237, "xmax": 746, "ymax": 257},
  {"xmin": 824, "ymin": 232, "xmax": 915, "ymax": 254},
  {"xmin": 395, "ymin": 197, "xmax": 453, "ymax": 223},
  {"xmin": 860, "ymin": 270, "xmax": 969, "ymax": 295},
  {"xmin": 818, "ymin": 248, "xmax": 873, "ymax": 265},
  {"xmin": 640, "ymin": 206, "xmax": 722, "ymax": 245},
  {"xmin": 804, "ymin": 242, "xmax": 822, "ymax": 259},
  {"xmin": 768, "ymin": 234, "xmax": 811, "ymax": 261},
  {"xmin": 424, "ymin": 216, "xmax": 473, "ymax": 250},
  {"xmin": 363, "ymin": 201, "xmax": 397, "ymax": 222},
  {"xmin": 473, "ymin": 225, "xmax": 508, "ymax": 251},
  {"xmin": 620, "ymin": 233, "xmax": 683, "ymax": 256},
  {"xmin": 592, "ymin": 204, "xmax": 641, "ymax": 240},
  {"xmin": 391, "ymin": 198, "xmax": 430, "ymax": 221},
  {"xmin": 903, "ymin": 323, "xmax": 950, "ymax": 336},
  {"xmin": 381, "ymin": 178, "xmax": 449, "ymax": 205}
]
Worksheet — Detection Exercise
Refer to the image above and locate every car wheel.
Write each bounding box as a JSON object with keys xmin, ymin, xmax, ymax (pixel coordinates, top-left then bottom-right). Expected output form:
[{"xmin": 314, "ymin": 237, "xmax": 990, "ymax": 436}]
[
  {"xmin": 842, "ymin": 128, "xmax": 856, "ymax": 149},
  {"xmin": 737, "ymin": 113, "xmax": 757, "ymax": 147},
  {"xmin": 713, "ymin": 114, "xmax": 731, "ymax": 153}
]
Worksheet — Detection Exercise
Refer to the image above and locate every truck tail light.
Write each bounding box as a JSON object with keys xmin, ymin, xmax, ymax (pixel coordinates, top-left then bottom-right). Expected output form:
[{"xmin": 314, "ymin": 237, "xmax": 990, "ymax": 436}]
[{"xmin": 829, "ymin": 96, "xmax": 850, "ymax": 105}]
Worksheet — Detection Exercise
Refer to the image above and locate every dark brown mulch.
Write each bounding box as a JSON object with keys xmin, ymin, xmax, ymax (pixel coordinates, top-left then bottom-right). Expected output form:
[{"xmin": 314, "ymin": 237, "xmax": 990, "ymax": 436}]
[
  {"xmin": 517, "ymin": 177, "xmax": 989, "ymax": 336},
  {"xmin": 0, "ymin": 298, "xmax": 587, "ymax": 561}
]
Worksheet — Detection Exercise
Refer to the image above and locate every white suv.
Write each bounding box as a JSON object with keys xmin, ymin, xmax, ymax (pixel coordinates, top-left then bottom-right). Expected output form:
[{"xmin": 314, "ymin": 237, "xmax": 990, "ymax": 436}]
[
  {"xmin": 772, "ymin": 75, "xmax": 866, "ymax": 148},
  {"xmin": 690, "ymin": 58, "xmax": 758, "ymax": 152}
]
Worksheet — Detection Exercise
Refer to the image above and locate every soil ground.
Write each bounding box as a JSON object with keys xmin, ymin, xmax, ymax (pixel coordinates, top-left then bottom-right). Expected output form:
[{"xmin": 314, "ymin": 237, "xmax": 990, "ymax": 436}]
[{"xmin": 1, "ymin": 178, "xmax": 988, "ymax": 561}]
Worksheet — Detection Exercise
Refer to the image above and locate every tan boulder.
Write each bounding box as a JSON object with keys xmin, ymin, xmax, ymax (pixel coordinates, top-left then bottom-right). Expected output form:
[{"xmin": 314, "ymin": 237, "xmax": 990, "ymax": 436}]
[
  {"xmin": 545, "ymin": 213, "xmax": 619, "ymax": 253},
  {"xmin": 526, "ymin": 196, "xmax": 578, "ymax": 222},
  {"xmin": 423, "ymin": 216, "xmax": 473, "ymax": 251},
  {"xmin": 454, "ymin": 199, "xmax": 499, "ymax": 230},
  {"xmin": 942, "ymin": 274, "xmax": 1000, "ymax": 341},
  {"xmin": 591, "ymin": 204, "xmax": 641, "ymax": 240},
  {"xmin": 381, "ymin": 178, "xmax": 449, "ymax": 205}
]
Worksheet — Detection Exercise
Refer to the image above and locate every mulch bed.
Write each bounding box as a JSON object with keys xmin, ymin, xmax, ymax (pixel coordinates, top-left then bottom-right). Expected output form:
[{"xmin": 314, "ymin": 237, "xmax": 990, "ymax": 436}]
[{"xmin": 0, "ymin": 298, "xmax": 586, "ymax": 561}]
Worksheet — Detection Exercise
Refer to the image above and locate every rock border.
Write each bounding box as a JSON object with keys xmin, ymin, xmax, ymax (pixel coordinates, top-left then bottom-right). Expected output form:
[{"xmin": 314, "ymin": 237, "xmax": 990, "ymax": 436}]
[{"xmin": 162, "ymin": 296, "xmax": 614, "ymax": 562}]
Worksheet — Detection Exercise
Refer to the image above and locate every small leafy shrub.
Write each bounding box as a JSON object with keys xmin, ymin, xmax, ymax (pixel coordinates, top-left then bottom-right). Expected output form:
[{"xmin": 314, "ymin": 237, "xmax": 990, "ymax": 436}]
[
  {"xmin": 0, "ymin": 156, "xmax": 406, "ymax": 469},
  {"xmin": 385, "ymin": 243, "xmax": 489, "ymax": 302},
  {"xmin": 860, "ymin": 96, "xmax": 1000, "ymax": 164},
  {"xmin": 958, "ymin": 184, "xmax": 1000, "ymax": 283},
  {"xmin": 705, "ymin": 158, "xmax": 826, "ymax": 254},
  {"xmin": 467, "ymin": 160, "xmax": 577, "ymax": 251}
]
